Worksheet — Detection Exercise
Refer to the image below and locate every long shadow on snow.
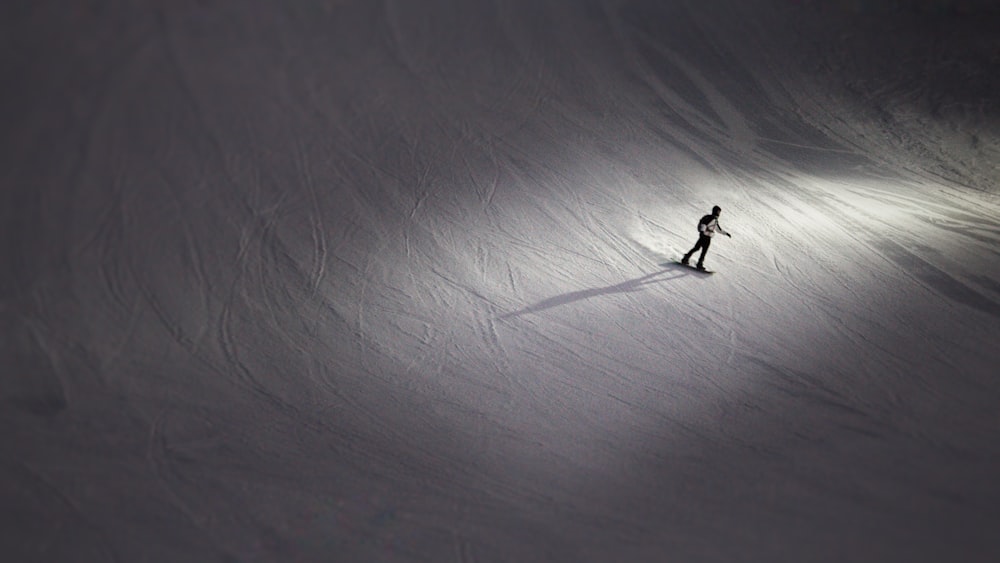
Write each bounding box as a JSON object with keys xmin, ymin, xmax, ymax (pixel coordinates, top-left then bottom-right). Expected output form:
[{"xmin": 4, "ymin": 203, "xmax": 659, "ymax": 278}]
[{"xmin": 499, "ymin": 263, "xmax": 704, "ymax": 319}]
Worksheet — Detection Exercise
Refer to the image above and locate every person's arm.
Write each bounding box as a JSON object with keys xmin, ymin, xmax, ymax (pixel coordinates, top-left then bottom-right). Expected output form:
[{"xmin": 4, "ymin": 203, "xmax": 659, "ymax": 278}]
[{"xmin": 718, "ymin": 224, "xmax": 732, "ymax": 237}]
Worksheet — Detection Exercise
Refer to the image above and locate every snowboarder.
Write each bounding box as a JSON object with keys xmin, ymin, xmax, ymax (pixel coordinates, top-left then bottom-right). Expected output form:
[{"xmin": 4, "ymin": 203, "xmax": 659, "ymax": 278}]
[{"xmin": 681, "ymin": 205, "xmax": 731, "ymax": 270}]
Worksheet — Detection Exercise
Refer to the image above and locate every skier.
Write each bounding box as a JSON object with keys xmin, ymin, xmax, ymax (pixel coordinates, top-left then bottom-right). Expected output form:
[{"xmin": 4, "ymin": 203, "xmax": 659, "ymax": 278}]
[{"xmin": 681, "ymin": 205, "xmax": 731, "ymax": 270}]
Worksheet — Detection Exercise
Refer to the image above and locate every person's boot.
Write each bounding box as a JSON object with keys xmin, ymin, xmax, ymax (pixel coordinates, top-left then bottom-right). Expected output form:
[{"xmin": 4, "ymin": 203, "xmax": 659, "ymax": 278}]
[
  {"xmin": 696, "ymin": 262, "xmax": 705, "ymax": 270},
  {"xmin": 681, "ymin": 253, "xmax": 690, "ymax": 265}
]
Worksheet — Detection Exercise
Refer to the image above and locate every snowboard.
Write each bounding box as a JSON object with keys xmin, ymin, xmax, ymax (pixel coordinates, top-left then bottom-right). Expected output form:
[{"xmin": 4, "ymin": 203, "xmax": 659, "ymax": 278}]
[{"xmin": 675, "ymin": 260, "xmax": 715, "ymax": 274}]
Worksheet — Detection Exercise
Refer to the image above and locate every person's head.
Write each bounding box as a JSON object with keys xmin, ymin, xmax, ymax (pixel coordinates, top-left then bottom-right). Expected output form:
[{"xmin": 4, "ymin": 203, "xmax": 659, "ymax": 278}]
[{"xmin": 712, "ymin": 205, "xmax": 722, "ymax": 217}]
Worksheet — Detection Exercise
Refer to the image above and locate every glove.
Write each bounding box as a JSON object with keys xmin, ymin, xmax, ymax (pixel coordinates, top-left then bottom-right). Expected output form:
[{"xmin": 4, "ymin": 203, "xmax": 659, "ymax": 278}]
[{"xmin": 726, "ymin": 233, "xmax": 732, "ymax": 238}]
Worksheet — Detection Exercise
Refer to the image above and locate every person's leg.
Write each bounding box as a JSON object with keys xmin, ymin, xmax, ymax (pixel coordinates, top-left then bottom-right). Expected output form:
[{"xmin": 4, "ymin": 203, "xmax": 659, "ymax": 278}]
[
  {"xmin": 682, "ymin": 238, "xmax": 702, "ymax": 264},
  {"xmin": 696, "ymin": 236, "xmax": 712, "ymax": 267}
]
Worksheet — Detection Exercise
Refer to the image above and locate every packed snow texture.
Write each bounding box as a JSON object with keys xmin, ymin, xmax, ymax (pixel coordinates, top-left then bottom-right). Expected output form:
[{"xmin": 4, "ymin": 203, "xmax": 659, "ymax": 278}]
[{"xmin": 3, "ymin": 1, "xmax": 1000, "ymax": 561}]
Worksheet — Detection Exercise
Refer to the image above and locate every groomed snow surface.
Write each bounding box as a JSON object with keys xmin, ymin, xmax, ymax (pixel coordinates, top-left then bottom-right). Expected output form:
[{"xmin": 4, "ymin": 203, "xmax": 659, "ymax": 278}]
[{"xmin": 3, "ymin": 1, "xmax": 1000, "ymax": 561}]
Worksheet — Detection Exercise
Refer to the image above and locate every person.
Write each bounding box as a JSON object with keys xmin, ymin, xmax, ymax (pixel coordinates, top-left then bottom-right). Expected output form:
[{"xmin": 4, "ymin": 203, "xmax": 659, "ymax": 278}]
[{"xmin": 682, "ymin": 205, "xmax": 731, "ymax": 270}]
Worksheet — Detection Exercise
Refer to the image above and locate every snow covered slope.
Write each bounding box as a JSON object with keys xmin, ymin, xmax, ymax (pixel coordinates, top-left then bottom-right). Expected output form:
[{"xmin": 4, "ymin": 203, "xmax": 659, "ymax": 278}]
[{"xmin": 3, "ymin": 1, "xmax": 999, "ymax": 561}]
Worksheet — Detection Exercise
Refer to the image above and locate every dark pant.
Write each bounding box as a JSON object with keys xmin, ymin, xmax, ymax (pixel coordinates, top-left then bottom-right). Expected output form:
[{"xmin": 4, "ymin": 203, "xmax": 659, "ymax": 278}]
[{"xmin": 683, "ymin": 235, "xmax": 712, "ymax": 266}]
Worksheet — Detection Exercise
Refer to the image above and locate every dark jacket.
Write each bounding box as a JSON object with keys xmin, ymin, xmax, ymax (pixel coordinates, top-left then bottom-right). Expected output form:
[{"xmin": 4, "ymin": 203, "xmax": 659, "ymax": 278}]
[{"xmin": 697, "ymin": 214, "xmax": 728, "ymax": 238}]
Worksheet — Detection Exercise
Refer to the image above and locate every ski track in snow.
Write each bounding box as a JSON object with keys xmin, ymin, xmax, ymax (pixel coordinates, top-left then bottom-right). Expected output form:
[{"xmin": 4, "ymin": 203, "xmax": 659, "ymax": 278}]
[{"xmin": 4, "ymin": 1, "xmax": 1000, "ymax": 561}]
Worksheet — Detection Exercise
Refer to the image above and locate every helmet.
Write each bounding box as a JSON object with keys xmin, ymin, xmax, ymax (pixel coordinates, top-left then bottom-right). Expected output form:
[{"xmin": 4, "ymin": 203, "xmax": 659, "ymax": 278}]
[{"xmin": 712, "ymin": 205, "xmax": 722, "ymax": 215}]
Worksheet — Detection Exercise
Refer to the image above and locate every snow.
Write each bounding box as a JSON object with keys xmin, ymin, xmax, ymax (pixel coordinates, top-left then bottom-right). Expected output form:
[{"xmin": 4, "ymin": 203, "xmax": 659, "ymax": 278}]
[{"xmin": 3, "ymin": 1, "xmax": 999, "ymax": 561}]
